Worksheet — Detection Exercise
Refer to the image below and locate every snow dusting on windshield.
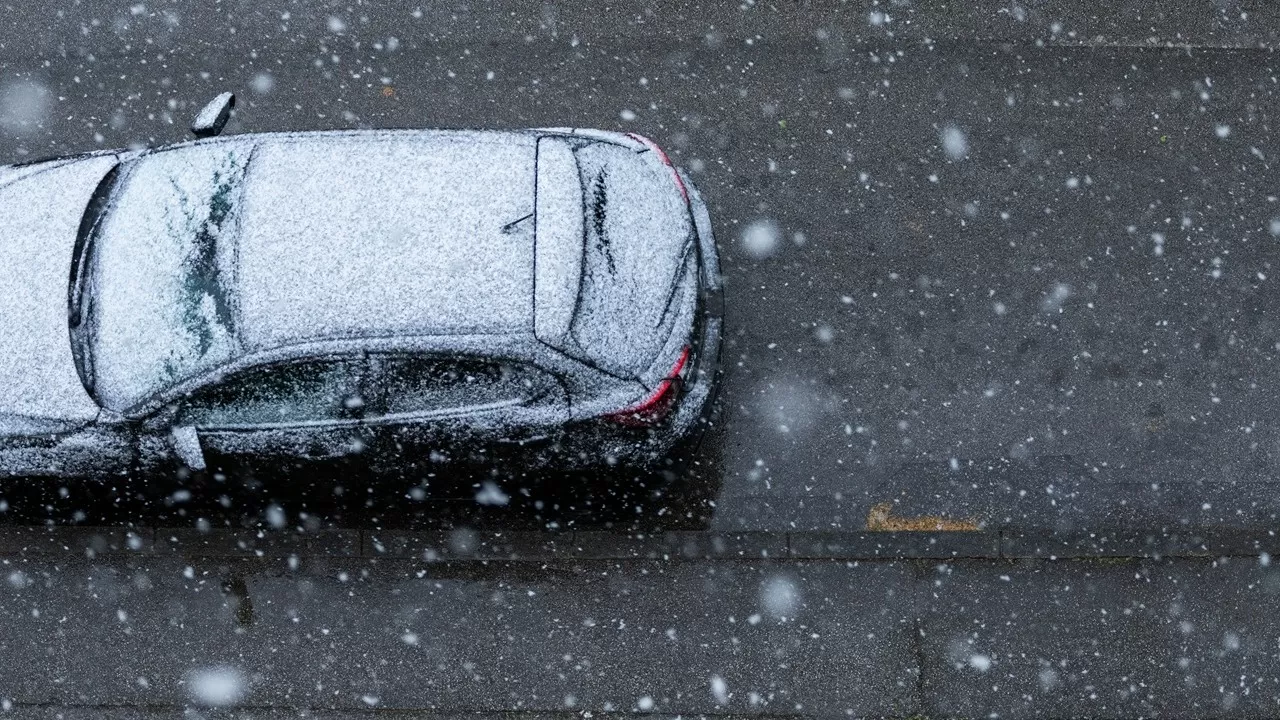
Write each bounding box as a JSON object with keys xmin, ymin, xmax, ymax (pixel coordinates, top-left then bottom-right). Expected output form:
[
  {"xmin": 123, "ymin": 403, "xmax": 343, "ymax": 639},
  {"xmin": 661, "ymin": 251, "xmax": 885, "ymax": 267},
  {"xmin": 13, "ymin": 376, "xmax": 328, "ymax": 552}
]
[{"xmin": 90, "ymin": 142, "xmax": 246, "ymax": 410}]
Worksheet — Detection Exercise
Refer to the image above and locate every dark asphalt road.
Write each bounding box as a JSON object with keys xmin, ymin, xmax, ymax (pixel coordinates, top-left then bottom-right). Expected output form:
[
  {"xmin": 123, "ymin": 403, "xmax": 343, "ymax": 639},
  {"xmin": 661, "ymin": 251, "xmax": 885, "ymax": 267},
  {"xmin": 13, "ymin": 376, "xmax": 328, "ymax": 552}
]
[
  {"xmin": 3, "ymin": 530, "xmax": 1280, "ymax": 717},
  {"xmin": 4, "ymin": 2, "xmax": 1280, "ymax": 716},
  {"xmin": 5, "ymin": 1, "xmax": 1280, "ymax": 534}
]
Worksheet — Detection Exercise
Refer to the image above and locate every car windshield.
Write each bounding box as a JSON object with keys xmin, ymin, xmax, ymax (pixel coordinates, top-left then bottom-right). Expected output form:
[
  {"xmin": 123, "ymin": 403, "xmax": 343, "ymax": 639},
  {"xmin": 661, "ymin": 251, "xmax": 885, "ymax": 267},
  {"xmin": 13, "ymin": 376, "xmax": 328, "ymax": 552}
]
[{"xmin": 72, "ymin": 143, "xmax": 251, "ymax": 411}]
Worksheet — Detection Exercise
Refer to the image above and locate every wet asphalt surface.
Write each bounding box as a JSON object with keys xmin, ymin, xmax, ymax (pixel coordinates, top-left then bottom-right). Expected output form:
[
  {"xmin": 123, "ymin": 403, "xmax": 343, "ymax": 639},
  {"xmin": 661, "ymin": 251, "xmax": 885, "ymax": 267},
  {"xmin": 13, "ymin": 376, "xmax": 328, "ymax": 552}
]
[
  {"xmin": 4, "ymin": 2, "xmax": 1280, "ymax": 716},
  {"xmin": 5, "ymin": 2, "xmax": 1280, "ymax": 533}
]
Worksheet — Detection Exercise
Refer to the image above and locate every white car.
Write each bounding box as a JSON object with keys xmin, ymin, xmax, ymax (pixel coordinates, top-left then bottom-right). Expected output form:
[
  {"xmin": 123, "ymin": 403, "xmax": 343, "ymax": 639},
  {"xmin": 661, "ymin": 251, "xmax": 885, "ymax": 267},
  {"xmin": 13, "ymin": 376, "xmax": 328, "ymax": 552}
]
[{"xmin": 0, "ymin": 118, "xmax": 722, "ymax": 486}]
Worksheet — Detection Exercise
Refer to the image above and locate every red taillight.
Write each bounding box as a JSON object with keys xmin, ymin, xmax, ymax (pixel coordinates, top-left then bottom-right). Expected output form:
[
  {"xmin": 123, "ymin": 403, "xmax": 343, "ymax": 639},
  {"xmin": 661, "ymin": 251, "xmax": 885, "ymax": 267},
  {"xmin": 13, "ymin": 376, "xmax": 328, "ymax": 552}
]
[
  {"xmin": 626, "ymin": 132, "xmax": 689, "ymax": 203},
  {"xmin": 603, "ymin": 346, "xmax": 691, "ymax": 427}
]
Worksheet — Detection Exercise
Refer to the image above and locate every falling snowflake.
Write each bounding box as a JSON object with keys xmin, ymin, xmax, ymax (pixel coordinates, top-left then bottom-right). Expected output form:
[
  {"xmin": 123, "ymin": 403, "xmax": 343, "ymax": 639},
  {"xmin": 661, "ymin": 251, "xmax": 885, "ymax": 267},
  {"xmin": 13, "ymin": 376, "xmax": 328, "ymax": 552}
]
[
  {"xmin": 740, "ymin": 218, "xmax": 782, "ymax": 259},
  {"xmin": 940, "ymin": 125, "xmax": 968, "ymax": 160},
  {"xmin": 969, "ymin": 654, "xmax": 992, "ymax": 672},
  {"xmin": 0, "ymin": 78, "xmax": 53, "ymax": 135},
  {"xmin": 710, "ymin": 675, "xmax": 729, "ymax": 704},
  {"xmin": 187, "ymin": 666, "xmax": 246, "ymax": 707},
  {"xmin": 474, "ymin": 481, "xmax": 510, "ymax": 506},
  {"xmin": 760, "ymin": 574, "xmax": 800, "ymax": 619},
  {"xmin": 250, "ymin": 72, "xmax": 275, "ymax": 95}
]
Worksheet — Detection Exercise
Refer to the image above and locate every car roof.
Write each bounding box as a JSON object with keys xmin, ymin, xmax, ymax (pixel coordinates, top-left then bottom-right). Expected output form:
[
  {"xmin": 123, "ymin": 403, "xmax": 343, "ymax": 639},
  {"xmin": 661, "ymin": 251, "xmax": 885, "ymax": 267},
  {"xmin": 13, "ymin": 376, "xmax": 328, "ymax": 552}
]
[
  {"xmin": 84, "ymin": 129, "xmax": 613, "ymax": 411},
  {"xmin": 206, "ymin": 130, "xmax": 543, "ymax": 349}
]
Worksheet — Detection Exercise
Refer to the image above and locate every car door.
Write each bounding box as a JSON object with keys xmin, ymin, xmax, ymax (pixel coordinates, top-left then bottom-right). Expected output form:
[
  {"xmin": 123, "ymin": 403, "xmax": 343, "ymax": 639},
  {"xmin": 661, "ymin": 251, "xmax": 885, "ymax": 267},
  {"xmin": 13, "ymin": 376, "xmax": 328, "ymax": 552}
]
[
  {"xmin": 0, "ymin": 416, "xmax": 135, "ymax": 482},
  {"xmin": 164, "ymin": 356, "xmax": 369, "ymax": 481},
  {"xmin": 361, "ymin": 353, "xmax": 570, "ymax": 480}
]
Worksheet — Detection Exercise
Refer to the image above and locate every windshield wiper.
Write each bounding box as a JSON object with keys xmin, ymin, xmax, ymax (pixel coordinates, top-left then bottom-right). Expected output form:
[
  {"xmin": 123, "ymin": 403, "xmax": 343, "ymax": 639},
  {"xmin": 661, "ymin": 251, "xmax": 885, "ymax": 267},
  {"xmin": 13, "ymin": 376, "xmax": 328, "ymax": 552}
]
[{"xmin": 501, "ymin": 213, "xmax": 533, "ymax": 234}]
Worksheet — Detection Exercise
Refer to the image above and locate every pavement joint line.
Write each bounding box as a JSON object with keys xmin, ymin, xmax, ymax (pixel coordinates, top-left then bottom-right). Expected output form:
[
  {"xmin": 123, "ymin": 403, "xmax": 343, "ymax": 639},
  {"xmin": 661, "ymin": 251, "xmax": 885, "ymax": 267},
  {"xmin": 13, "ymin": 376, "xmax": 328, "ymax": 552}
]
[
  {"xmin": 1, "ymin": 526, "xmax": 1278, "ymax": 561},
  {"xmin": 0, "ymin": 700, "xmax": 808, "ymax": 718},
  {"xmin": 1, "ymin": 39, "xmax": 1277, "ymax": 67}
]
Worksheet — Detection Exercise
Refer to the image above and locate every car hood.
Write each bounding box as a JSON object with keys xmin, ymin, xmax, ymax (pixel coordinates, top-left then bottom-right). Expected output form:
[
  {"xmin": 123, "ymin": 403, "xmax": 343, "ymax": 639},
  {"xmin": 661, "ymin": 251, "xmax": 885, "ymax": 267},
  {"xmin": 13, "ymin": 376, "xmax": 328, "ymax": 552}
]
[{"xmin": 0, "ymin": 155, "xmax": 118, "ymax": 431}]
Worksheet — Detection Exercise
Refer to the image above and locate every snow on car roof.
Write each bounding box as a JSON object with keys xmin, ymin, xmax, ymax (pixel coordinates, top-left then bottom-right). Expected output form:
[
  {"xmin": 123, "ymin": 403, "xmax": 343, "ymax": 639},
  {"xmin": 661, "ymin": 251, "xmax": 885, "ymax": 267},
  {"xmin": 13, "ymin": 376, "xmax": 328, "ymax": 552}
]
[
  {"xmin": 236, "ymin": 131, "xmax": 539, "ymax": 350},
  {"xmin": 86, "ymin": 130, "xmax": 548, "ymax": 411}
]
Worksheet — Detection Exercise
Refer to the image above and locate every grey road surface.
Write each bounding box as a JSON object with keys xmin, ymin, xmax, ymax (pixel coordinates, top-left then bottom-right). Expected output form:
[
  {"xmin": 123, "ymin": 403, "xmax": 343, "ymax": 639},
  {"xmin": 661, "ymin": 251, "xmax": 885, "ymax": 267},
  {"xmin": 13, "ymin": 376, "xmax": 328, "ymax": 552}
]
[
  {"xmin": 3, "ymin": 2, "xmax": 1280, "ymax": 716},
  {"xmin": 5, "ymin": 1, "xmax": 1280, "ymax": 533},
  {"xmin": 2, "ymin": 529, "xmax": 1280, "ymax": 717}
]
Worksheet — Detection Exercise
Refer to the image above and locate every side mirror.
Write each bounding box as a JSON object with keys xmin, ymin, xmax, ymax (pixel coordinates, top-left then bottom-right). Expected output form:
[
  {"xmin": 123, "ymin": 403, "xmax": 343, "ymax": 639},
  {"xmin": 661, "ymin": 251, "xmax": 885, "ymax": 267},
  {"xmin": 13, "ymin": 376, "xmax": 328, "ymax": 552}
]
[
  {"xmin": 191, "ymin": 92, "xmax": 235, "ymax": 138},
  {"xmin": 169, "ymin": 425, "xmax": 207, "ymax": 471}
]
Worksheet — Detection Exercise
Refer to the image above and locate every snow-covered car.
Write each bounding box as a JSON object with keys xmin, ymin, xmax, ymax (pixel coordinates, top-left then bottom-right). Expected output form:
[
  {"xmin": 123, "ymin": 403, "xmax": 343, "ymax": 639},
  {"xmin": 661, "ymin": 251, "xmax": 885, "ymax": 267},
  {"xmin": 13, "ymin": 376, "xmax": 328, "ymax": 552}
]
[{"xmin": 0, "ymin": 126, "xmax": 722, "ymax": 486}]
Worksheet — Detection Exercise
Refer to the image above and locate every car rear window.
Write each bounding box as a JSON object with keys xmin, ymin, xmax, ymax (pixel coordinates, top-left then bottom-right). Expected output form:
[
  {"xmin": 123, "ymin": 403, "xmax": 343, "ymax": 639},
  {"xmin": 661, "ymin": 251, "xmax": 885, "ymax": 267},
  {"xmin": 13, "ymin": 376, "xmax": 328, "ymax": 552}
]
[{"xmin": 568, "ymin": 142, "xmax": 694, "ymax": 377}]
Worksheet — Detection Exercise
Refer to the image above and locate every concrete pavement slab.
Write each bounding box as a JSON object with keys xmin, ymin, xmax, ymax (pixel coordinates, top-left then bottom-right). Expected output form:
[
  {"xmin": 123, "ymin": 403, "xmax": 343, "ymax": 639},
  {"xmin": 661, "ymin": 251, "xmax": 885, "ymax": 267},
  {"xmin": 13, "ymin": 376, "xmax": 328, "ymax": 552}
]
[
  {"xmin": 55, "ymin": 560, "xmax": 270, "ymax": 708},
  {"xmin": 240, "ymin": 561, "xmax": 919, "ymax": 715},
  {"xmin": 918, "ymin": 557, "xmax": 1280, "ymax": 718},
  {"xmin": 4, "ymin": 552, "xmax": 1280, "ymax": 716}
]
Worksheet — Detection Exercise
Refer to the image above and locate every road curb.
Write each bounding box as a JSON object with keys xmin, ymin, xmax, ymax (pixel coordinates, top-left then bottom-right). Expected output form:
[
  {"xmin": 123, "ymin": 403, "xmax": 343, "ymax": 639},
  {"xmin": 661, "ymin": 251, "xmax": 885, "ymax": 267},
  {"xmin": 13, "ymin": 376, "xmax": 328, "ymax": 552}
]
[{"xmin": 3, "ymin": 524, "xmax": 1280, "ymax": 562}]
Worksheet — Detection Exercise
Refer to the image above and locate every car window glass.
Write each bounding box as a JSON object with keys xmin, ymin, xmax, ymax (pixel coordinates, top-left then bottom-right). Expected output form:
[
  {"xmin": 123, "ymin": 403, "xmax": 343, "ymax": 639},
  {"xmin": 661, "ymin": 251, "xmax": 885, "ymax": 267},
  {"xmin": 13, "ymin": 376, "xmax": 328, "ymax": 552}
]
[
  {"xmin": 177, "ymin": 358, "xmax": 362, "ymax": 428},
  {"xmin": 568, "ymin": 141, "xmax": 694, "ymax": 377},
  {"xmin": 369, "ymin": 356, "xmax": 541, "ymax": 417},
  {"xmin": 88, "ymin": 144, "xmax": 253, "ymax": 412}
]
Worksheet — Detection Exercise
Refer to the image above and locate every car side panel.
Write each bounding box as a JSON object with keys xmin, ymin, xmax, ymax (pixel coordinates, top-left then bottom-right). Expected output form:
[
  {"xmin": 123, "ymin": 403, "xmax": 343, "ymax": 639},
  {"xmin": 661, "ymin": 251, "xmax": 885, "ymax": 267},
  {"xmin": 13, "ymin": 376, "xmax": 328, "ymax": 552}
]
[
  {"xmin": 0, "ymin": 424, "xmax": 134, "ymax": 481},
  {"xmin": 361, "ymin": 354, "xmax": 572, "ymax": 481},
  {"xmin": 196, "ymin": 421, "xmax": 370, "ymax": 480}
]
